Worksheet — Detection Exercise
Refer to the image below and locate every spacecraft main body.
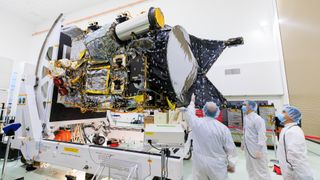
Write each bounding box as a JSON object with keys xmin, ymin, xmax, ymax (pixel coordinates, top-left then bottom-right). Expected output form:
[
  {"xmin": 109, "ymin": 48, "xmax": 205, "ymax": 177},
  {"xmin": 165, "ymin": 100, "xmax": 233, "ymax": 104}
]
[{"xmin": 44, "ymin": 7, "xmax": 243, "ymax": 117}]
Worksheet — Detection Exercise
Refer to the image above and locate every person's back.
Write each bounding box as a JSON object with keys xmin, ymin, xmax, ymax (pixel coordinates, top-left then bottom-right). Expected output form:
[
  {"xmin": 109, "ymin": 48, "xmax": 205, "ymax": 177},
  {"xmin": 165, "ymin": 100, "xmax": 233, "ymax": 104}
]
[
  {"xmin": 186, "ymin": 100, "xmax": 237, "ymax": 180},
  {"xmin": 192, "ymin": 116, "xmax": 231, "ymax": 159}
]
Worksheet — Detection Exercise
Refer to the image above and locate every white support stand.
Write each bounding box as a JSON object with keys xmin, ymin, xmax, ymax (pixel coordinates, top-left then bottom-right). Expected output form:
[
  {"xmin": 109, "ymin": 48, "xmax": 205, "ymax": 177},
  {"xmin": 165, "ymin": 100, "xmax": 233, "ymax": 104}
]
[
  {"xmin": 91, "ymin": 162, "xmax": 139, "ymax": 180},
  {"xmin": 0, "ymin": 136, "xmax": 11, "ymax": 180},
  {"xmin": 160, "ymin": 148, "xmax": 169, "ymax": 180}
]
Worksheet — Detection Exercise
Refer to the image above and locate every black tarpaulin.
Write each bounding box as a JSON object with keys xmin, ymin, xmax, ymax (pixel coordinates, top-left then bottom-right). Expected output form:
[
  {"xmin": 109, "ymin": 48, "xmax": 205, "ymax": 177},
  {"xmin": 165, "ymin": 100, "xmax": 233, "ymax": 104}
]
[{"xmin": 189, "ymin": 35, "xmax": 227, "ymax": 108}]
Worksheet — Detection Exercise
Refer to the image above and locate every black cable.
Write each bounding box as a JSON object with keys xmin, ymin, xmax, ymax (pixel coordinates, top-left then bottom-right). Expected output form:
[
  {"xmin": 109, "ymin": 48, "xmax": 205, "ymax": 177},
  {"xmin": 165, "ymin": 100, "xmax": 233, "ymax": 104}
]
[
  {"xmin": 243, "ymin": 128, "xmax": 257, "ymax": 159},
  {"xmin": 148, "ymin": 141, "xmax": 161, "ymax": 151},
  {"xmin": 244, "ymin": 137, "xmax": 257, "ymax": 159},
  {"xmin": 148, "ymin": 141, "xmax": 172, "ymax": 178},
  {"xmin": 166, "ymin": 155, "xmax": 169, "ymax": 178},
  {"xmin": 82, "ymin": 125, "xmax": 92, "ymax": 143}
]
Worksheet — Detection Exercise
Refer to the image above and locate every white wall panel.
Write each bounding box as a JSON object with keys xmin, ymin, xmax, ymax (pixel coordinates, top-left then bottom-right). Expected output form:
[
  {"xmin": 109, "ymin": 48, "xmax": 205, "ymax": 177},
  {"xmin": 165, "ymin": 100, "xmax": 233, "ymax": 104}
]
[
  {"xmin": 0, "ymin": 57, "xmax": 13, "ymax": 103},
  {"xmin": 0, "ymin": 57, "xmax": 13, "ymax": 90},
  {"xmin": 0, "ymin": 8, "xmax": 33, "ymax": 63},
  {"xmin": 209, "ymin": 61, "xmax": 284, "ymax": 96},
  {"xmin": 0, "ymin": 8, "xmax": 34, "ymax": 104}
]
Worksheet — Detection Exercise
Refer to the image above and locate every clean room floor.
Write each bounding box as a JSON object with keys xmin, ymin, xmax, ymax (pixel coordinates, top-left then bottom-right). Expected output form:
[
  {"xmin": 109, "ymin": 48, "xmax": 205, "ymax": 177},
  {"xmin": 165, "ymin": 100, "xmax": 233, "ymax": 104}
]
[
  {"xmin": 183, "ymin": 148, "xmax": 320, "ymax": 180},
  {"xmin": 1, "ymin": 147, "xmax": 320, "ymax": 180}
]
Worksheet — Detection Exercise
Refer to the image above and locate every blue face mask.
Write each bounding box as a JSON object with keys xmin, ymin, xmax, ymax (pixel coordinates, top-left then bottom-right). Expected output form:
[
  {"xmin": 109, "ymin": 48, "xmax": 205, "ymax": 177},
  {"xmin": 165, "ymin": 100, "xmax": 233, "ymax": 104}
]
[
  {"xmin": 276, "ymin": 114, "xmax": 286, "ymax": 125},
  {"xmin": 241, "ymin": 106, "xmax": 247, "ymax": 114}
]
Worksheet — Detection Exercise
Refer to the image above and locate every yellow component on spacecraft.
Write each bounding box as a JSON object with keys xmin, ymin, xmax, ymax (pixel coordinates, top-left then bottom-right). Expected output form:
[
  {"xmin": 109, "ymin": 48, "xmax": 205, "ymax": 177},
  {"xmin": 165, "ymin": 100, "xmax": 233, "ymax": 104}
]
[
  {"xmin": 79, "ymin": 50, "xmax": 86, "ymax": 59},
  {"xmin": 153, "ymin": 8, "xmax": 165, "ymax": 28},
  {"xmin": 71, "ymin": 59, "xmax": 88, "ymax": 70},
  {"xmin": 70, "ymin": 75, "xmax": 82, "ymax": 85},
  {"xmin": 134, "ymin": 94, "xmax": 145, "ymax": 104},
  {"xmin": 166, "ymin": 97, "xmax": 176, "ymax": 110},
  {"xmin": 112, "ymin": 54, "xmax": 127, "ymax": 68},
  {"xmin": 111, "ymin": 78, "xmax": 125, "ymax": 95}
]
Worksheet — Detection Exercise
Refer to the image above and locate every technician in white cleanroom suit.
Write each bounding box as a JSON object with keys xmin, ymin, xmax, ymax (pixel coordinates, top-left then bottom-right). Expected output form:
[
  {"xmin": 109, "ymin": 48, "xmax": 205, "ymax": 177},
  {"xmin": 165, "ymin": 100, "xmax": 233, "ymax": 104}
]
[
  {"xmin": 241, "ymin": 100, "xmax": 271, "ymax": 180},
  {"xmin": 276, "ymin": 106, "xmax": 313, "ymax": 180},
  {"xmin": 185, "ymin": 97, "xmax": 237, "ymax": 180}
]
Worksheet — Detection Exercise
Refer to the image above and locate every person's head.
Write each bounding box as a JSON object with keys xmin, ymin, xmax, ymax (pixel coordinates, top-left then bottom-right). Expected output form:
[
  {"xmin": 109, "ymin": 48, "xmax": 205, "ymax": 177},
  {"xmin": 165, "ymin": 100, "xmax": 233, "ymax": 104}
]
[
  {"xmin": 276, "ymin": 105, "xmax": 301, "ymax": 125},
  {"xmin": 242, "ymin": 100, "xmax": 257, "ymax": 114},
  {"xmin": 203, "ymin": 101, "xmax": 220, "ymax": 119}
]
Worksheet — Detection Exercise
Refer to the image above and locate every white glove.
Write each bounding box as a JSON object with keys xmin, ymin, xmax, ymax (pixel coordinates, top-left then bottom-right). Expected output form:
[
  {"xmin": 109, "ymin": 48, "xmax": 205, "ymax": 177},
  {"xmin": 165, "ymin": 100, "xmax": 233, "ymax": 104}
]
[{"xmin": 191, "ymin": 94, "xmax": 195, "ymax": 103}]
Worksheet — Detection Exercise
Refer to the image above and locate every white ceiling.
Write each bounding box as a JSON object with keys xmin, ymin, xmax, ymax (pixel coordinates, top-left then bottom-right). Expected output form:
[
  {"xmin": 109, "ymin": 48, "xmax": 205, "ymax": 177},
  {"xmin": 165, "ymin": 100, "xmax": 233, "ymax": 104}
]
[{"xmin": 0, "ymin": 0, "xmax": 106, "ymax": 24}]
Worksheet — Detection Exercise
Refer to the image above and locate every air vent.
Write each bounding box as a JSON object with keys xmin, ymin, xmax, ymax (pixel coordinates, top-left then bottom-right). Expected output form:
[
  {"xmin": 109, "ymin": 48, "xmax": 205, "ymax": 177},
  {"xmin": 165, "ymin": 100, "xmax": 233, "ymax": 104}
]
[{"xmin": 225, "ymin": 68, "xmax": 240, "ymax": 75}]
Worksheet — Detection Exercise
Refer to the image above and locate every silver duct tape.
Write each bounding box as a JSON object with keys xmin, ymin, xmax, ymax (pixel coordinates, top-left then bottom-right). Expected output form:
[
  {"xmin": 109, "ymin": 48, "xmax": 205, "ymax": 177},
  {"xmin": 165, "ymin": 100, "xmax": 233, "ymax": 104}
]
[
  {"xmin": 84, "ymin": 24, "xmax": 120, "ymax": 61},
  {"xmin": 84, "ymin": 95, "xmax": 110, "ymax": 110},
  {"xmin": 85, "ymin": 69, "xmax": 109, "ymax": 92},
  {"xmin": 62, "ymin": 92, "xmax": 82, "ymax": 107},
  {"xmin": 70, "ymin": 40, "xmax": 86, "ymax": 60},
  {"xmin": 61, "ymin": 26, "xmax": 87, "ymax": 60}
]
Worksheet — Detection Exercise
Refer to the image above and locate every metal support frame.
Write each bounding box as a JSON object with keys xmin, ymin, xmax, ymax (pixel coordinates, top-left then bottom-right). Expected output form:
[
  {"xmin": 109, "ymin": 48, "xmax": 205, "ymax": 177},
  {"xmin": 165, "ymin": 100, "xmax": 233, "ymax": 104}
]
[{"xmin": 10, "ymin": 73, "xmax": 183, "ymax": 180}]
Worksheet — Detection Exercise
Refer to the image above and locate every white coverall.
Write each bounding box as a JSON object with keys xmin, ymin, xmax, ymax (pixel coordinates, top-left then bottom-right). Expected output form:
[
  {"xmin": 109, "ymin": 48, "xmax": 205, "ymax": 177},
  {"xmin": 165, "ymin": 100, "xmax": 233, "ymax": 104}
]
[
  {"xmin": 242, "ymin": 112, "xmax": 271, "ymax": 180},
  {"xmin": 186, "ymin": 102, "xmax": 237, "ymax": 180},
  {"xmin": 277, "ymin": 122, "xmax": 313, "ymax": 180}
]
